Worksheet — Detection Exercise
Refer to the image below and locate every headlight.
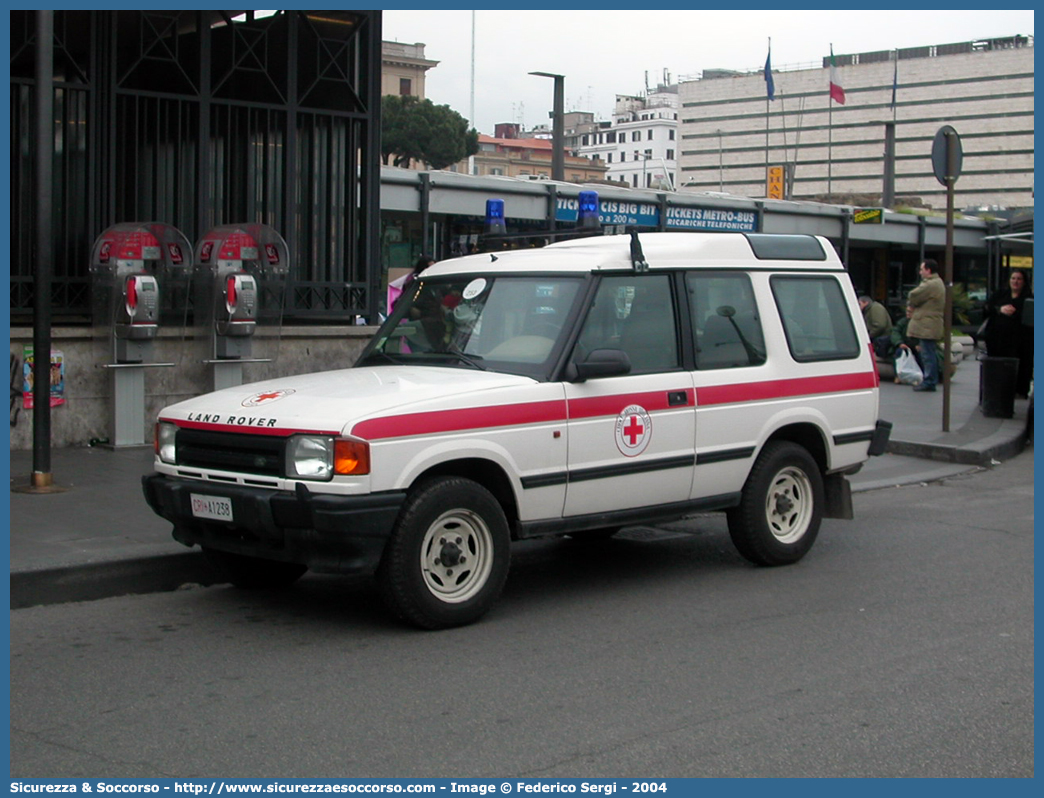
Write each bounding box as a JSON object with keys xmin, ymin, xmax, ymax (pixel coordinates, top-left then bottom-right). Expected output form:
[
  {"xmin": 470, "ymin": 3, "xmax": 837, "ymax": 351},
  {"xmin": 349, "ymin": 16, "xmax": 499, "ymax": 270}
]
[
  {"xmin": 156, "ymin": 421, "xmax": 178, "ymax": 464},
  {"xmin": 286, "ymin": 435, "xmax": 335, "ymax": 480}
]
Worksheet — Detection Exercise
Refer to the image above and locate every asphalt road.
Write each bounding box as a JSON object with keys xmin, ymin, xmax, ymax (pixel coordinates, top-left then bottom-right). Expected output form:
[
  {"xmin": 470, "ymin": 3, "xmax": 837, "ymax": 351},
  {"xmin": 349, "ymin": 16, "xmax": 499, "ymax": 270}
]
[{"xmin": 10, "ymin": 451, "xmax": 1034, "ymax": 779}]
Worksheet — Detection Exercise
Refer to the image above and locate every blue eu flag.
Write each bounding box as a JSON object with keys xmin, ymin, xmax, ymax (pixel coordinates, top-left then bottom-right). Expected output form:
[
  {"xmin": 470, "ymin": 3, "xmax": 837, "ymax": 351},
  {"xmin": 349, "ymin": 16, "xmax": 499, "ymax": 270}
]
[{"xmin": 764, "ymin": 49, "xmax": 775, "ymax": 101}]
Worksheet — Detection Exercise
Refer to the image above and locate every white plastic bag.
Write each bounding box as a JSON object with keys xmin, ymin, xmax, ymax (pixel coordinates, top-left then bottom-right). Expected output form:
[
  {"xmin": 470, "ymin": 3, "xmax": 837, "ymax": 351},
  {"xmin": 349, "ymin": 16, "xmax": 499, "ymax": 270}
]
[{"xmin": 896, "ymin": 347, "xmax": 924, "ymax": 385}]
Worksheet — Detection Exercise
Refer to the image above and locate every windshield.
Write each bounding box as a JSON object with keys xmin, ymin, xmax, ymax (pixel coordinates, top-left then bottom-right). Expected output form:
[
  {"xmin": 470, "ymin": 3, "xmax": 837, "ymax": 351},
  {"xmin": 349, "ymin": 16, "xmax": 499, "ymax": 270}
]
[{"xmin": 361, "ymin": 275, "xmax": 584, "ymax": 377}]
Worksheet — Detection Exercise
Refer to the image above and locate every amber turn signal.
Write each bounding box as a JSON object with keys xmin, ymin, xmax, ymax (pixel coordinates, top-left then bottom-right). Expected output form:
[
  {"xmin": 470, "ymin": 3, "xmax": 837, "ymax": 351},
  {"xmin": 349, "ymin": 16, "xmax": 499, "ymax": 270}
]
[{"xmin": 334, "ymin": 438, "xmax": 370, "ymax": 475}]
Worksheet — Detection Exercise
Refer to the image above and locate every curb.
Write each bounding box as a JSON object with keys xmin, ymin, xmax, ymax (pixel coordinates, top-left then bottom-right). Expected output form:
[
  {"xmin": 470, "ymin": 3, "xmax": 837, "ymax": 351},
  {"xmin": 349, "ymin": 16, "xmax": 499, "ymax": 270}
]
[
  {"xmin": 886, "ymin": 428, "xmax": 1027, "ymax": 465},
  {"xmin": 10, "ymin": 551, "xmax": 220, "ymax": 610}
]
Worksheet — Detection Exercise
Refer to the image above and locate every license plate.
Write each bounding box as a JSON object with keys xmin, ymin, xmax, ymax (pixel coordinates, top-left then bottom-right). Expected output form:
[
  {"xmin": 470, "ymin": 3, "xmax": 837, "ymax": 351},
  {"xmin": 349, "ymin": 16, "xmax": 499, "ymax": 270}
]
[{"xmin": 190, "ymin": 493, "xmax": 234, "ymax": 522}]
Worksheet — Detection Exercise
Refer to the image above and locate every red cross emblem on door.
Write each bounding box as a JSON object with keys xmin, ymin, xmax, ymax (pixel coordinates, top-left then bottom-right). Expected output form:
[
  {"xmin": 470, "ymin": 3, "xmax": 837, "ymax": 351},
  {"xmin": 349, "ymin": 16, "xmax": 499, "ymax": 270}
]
[{"xmin": 615, "ymin": 404, "xmax": 652, "ymax": 456}]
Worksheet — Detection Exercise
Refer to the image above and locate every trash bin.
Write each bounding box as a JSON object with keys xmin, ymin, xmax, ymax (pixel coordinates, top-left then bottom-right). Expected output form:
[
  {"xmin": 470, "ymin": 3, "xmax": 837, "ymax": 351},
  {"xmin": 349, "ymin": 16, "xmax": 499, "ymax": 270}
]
[{"xmin": 980, "ymin": 356, "xmax": 1019, "ymax": 418}]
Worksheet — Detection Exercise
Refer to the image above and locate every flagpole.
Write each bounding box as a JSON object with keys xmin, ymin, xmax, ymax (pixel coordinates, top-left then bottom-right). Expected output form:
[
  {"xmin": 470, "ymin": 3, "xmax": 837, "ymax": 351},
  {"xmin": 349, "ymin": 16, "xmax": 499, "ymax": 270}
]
[
  {"xmin": 766, "ymin": 37, "xmax": 771, "ymax": 182},
  {"xmin": 891, "ymin": 49, "xmax": 898, "ymax": 123},
  {"xmin": 828, "ymin": 99, "xmax": 833, "ymax": 196},
  {"xmin": 828, "ymin": 43, "xmax": 833, "ymax": 197}
]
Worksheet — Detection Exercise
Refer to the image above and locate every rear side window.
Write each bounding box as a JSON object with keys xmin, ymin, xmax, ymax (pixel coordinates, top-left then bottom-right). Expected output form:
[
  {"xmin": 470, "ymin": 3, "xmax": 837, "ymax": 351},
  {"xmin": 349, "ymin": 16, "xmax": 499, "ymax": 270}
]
[
  {"xmin": 771, "ymin": 275, "xmax": 860, "ymax": 361},
  {"xmin": 687, "ymin": 272, "xmax": 766, "ymax": 369}
]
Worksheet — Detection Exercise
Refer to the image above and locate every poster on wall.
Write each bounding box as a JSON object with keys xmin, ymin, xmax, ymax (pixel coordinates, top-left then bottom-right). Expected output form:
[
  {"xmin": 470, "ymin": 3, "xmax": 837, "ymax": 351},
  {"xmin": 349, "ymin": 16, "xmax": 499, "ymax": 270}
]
[{"xmin": 22, "ymin": 346, "xmax": 65, "ymax": 409}]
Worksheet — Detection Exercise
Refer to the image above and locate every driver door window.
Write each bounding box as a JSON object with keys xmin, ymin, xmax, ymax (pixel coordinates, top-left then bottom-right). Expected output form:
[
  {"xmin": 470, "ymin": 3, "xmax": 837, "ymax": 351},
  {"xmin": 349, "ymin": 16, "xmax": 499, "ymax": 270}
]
[{"xmin": 576, "ymin": 275, "xmax": 679, "ymax": 373}]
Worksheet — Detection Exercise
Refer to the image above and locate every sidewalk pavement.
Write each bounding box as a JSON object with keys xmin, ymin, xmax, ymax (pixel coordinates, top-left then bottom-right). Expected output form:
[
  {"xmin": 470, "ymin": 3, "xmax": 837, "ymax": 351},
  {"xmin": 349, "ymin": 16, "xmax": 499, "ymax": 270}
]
[{"xmin": 8, "ymin": 364, "xmax": 1031, "ymax": 609}]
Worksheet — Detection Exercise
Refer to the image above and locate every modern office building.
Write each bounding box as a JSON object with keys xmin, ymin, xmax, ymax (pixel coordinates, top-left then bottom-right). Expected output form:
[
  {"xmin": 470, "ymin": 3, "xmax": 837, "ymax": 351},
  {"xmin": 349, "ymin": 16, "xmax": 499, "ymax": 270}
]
[{"xmin": 676, "ymin": 35, "xmax": 1034, "ymax": 210}]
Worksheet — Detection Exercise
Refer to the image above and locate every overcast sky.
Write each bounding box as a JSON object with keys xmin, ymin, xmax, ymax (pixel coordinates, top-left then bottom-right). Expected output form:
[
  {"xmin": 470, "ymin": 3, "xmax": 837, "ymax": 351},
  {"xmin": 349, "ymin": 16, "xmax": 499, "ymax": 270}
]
[{"xmin": 382, "ymin": 8, "xmax": 1035, "ymax": 134}]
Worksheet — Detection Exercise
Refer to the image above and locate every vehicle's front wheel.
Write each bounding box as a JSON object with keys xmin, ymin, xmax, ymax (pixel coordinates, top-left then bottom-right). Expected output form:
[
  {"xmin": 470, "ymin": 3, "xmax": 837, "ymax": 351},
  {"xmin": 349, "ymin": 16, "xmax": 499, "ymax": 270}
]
[
  {"xmin": 726, "ymin": 441, "xmax": 823, "ymax": 566},
  {"xmin": 202, "ymin": 548, "xmax": 308, "ymax": 589},
  {"xmin": 378, "ymin": 477, "xmax": 510, "ymax": 629}
]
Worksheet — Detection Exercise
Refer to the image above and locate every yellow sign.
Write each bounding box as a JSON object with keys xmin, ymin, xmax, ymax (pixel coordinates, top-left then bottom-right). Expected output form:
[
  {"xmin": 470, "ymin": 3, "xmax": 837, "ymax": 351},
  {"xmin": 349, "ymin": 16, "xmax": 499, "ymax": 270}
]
[
  {"xmin": 766, "ymin": 166, "xmax": 784, "ymax": 200},
  {"xmin": 853, "ymin": 208, "xmax": 884, "ymax": 224},
  {"xmin": 1009, "ymin": 256, "xmax": 1033, "ymax": 270}
]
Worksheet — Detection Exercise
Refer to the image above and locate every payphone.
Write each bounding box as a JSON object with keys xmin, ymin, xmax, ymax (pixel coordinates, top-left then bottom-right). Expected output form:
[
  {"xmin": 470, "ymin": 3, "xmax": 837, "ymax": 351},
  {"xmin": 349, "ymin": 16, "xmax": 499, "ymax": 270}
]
[
  {"xmin": 88, "ymin": 223, "xmax": 192, "ymax": 445},
  {"xmin": 192, "ymin": 224, "xmax": 289, "ymax": 389}
]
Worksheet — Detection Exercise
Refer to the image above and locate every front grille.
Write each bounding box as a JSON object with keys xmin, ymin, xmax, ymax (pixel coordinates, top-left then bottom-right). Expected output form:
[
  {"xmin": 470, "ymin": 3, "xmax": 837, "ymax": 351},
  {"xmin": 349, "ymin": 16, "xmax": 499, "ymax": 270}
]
[{"xmin": 177, "ymin": 429, "xmax": 286, "ymax": 477}]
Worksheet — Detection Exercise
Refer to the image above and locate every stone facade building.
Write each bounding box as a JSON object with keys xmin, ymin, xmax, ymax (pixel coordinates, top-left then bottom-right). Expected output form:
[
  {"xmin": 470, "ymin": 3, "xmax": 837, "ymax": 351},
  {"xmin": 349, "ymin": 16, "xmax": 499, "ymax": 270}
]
[
  {"xmin": 676, "ymin": 36, "xmax": 1033, "ymax": 210},
  {"xmin": 381, "ymin": 41, "xmax": 438, "ymax": 99}
]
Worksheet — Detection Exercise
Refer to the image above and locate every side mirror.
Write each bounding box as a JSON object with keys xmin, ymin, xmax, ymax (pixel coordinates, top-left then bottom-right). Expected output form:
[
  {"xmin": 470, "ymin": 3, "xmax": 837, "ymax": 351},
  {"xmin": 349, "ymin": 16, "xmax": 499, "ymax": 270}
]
[{"xmin": 574, "ymin": 348, "xmax": 631, "ymax": 381}]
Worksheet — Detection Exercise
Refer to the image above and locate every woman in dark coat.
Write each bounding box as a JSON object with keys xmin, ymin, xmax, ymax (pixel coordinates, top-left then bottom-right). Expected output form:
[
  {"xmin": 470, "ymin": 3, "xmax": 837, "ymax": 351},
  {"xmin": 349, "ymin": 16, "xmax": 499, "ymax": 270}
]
[{"xmin": 984, "ymin": 268, "xmax": 1033, "ymax": 397}]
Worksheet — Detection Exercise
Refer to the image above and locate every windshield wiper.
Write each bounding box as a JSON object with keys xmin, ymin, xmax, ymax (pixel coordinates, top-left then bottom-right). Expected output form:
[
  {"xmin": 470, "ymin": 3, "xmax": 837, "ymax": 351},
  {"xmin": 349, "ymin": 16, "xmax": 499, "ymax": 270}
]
[
  {"xmin": 362, "ymin": 350, "xmax": 402, "ymax": 366},
  {"xmin": 437, "ymin": 349, "xmax": 487, "ymax": 370}
]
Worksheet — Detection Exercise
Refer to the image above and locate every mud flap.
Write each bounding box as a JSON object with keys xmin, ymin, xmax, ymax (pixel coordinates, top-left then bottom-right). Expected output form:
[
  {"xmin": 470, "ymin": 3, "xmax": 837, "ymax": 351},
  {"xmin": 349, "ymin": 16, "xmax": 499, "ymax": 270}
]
[{"xmin": 823, "ymin": 473, "xmax": 854, "ymax": 520}]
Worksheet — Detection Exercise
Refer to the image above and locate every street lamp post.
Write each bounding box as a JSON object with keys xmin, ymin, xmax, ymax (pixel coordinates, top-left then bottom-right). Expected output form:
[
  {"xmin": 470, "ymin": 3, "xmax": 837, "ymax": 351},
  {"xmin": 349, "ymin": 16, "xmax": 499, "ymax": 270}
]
[{"xmin": 530, "ymin": 71, "xmax": 565, "ymax": 182}]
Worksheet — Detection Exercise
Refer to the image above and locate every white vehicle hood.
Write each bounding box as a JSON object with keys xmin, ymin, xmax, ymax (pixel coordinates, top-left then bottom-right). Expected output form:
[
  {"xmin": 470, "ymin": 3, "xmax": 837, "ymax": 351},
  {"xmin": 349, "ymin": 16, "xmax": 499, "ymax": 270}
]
[{"xmin": 160, "ymin": 366, "xmax": 538, "ymax": 436}]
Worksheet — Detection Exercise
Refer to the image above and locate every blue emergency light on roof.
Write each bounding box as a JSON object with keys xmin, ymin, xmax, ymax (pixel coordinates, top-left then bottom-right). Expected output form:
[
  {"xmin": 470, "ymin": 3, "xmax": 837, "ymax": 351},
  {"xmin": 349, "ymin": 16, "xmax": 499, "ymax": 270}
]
[
  {"xmin": 578, "ymin": 190, "xmax": 600, "ymax": 230},
  {"xmin": 485, "ymin": 198, "xmax": 506, "ymax": 235}
]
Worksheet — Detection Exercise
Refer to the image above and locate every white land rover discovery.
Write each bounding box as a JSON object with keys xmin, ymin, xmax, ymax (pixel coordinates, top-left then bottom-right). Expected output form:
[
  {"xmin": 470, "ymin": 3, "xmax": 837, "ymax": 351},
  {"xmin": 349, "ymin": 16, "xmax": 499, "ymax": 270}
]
[{"xmin": 143, "ymin": 232, "xmax": 891, "ymax": 628}]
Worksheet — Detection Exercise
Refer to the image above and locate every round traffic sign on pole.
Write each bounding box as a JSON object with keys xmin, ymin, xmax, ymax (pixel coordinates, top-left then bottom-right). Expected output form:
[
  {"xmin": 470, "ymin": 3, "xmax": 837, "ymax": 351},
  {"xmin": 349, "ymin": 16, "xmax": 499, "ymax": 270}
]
[{"xmin": 931, "ymin": 125, "xmax": 963, "ymax": 185}]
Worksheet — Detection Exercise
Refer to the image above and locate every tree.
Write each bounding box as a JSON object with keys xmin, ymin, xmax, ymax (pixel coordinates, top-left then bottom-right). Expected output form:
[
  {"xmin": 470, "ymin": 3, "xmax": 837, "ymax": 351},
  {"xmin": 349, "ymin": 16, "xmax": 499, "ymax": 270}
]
[{"xmin": 381, "ymin": 95, "xmax": 479, "ymax": 170}]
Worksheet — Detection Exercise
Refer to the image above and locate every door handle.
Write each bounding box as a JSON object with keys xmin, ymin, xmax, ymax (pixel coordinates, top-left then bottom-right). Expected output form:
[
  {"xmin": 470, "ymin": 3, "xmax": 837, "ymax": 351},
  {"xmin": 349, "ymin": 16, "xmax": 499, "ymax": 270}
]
[{"xmin": 667, "ymin": 390, "xmax": 689, "ymax": 406}]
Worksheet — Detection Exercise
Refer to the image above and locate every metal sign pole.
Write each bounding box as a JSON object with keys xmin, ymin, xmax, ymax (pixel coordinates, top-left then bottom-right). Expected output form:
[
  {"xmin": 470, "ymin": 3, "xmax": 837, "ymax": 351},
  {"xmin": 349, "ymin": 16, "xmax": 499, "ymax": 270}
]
[
  {"xmin": 943, "ymin": 134, "xmax": 955, "ymax": 432},
  {"xmin": 931, "ymin": 125, "xmax": 962, "ymax": 433}
]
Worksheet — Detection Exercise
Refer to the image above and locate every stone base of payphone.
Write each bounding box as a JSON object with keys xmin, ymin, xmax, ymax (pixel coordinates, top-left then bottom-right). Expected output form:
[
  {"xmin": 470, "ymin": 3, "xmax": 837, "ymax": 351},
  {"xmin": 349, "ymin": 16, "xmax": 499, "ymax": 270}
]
[{"xmin": 103, "ymin": 363, "xmax": 175, "ymax": 447}]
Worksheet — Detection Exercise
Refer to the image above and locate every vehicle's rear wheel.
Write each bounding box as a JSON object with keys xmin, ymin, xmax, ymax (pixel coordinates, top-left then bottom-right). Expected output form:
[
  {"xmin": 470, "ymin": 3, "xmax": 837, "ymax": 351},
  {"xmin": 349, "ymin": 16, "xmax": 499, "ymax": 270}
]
[
  {"xmin": 202, "ymin": 548, "xmax": 307, "ymax": 589},
  {"xmin": 726, "ymin": 441, "xmax": 823, "ymax": 566},
  {"xmin": 378, "ymin": 477, "xmax": 510, "ymax": 629}
]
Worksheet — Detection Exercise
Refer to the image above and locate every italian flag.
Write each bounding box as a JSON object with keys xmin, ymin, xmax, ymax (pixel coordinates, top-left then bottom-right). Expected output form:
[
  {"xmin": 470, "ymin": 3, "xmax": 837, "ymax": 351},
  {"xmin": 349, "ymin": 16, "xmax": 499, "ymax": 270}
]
[{"xmin": 829, "ymin": 45, "xmax": 846, "ymax": 104}]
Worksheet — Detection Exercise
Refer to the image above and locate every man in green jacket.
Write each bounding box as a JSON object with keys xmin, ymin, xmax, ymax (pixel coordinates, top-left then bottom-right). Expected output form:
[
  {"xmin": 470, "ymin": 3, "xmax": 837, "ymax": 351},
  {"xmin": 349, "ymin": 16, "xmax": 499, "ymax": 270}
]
[
  {"xmin": 907, "ymin": 259, "xmax": 945, "ymax": 392},
  {"xmin": 859, "ymin": 294, "xmax": 893, "ymax": 356}
]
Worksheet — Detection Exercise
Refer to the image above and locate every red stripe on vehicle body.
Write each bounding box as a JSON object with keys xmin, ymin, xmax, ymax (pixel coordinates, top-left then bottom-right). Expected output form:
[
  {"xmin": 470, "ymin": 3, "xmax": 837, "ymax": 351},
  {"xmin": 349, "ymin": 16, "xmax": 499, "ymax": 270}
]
[
  {"xmin": 353, "ymin": 390, "xmax": 697, "ymax": 441},
  {"xmin": 352, "ymin": 399, "xmax": 569, "ymax": 441},
  {"xmin": 566, "ymin": 389, "xmax": 694, "ymax": 419},
  {"xmin": 695, "ymin": 372, "xmax": 877, "ymax": 406}
]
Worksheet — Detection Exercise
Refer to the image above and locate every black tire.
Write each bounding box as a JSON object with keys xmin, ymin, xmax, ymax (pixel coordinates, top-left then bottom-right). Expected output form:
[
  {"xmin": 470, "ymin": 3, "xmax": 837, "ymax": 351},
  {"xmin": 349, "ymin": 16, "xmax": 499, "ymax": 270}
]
[
  {"xmin": 377, "ymin": 477, "xmax": 510, "ymax": 629},
  {"xmin": 202, "ymin": 547, "xmax": 307, "ymax": 589},
  {"xmin": 726, "ymin": 441, "xmax": 824, "ymax": 566}
]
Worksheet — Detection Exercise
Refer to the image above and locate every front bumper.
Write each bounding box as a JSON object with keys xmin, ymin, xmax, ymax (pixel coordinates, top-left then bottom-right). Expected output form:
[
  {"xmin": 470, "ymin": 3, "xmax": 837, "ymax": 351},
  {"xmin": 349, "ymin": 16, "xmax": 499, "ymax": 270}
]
[{"xmin": 142, "ymin": 474, "xmax": 406, "ymax": 575}]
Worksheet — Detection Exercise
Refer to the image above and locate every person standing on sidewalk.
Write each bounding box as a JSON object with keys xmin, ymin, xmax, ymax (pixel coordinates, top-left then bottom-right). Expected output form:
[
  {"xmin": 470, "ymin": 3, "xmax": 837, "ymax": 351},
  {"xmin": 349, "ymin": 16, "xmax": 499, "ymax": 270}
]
[
  {"xmin": 907, "ymin": 259, "xmax": 945, "ymax": 393},
  {"xmin": 983, "ymin": 268, "xmax": 1033, "ymax": 398}
]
